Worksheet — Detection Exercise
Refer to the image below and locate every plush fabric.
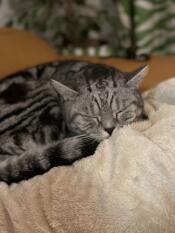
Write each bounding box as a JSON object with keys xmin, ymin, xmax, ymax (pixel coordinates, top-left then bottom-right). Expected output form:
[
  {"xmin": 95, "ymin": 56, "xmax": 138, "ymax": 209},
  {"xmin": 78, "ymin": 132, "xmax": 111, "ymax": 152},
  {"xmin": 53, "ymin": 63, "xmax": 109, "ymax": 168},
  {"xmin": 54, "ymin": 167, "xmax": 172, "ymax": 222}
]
[{"xmin": 0, "ymin": 78, "xmax": 175, "ymax": 232}]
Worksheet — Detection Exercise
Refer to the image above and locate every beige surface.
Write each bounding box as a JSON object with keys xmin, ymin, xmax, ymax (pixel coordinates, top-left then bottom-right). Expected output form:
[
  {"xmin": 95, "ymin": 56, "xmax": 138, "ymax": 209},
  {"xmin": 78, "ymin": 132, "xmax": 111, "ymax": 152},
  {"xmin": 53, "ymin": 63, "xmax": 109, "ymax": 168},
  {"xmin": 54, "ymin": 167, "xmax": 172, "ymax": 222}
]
[
  {"xmin": 0, "ymin": 28, "xmax": 58, "ymax": 78},
  {"xmin": 0, "ymin": 79, "xmax": 175, "ymax": 232},
  {"xmin": 0, "ymin": 28, "xmax": 175, "ymax": 91}
]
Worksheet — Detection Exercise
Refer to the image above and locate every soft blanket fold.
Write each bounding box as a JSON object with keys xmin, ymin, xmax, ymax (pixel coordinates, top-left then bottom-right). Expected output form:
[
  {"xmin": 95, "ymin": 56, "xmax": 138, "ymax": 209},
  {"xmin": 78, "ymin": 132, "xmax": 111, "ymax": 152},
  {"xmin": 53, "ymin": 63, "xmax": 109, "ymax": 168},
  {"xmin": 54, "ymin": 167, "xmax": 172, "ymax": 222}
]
[{"xmin": 1, "ymin": 78, "xmax": 175, "ymax": 232}]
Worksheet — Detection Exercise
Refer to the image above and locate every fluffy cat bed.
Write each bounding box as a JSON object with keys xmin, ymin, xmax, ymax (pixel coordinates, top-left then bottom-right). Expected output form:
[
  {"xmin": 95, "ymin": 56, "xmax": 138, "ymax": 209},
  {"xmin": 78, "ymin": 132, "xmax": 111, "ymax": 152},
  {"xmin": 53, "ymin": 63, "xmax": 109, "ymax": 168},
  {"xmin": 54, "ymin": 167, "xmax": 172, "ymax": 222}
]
[{"xmin": 0, "ymin": 78, "xmax": 175, "ymax": 233}]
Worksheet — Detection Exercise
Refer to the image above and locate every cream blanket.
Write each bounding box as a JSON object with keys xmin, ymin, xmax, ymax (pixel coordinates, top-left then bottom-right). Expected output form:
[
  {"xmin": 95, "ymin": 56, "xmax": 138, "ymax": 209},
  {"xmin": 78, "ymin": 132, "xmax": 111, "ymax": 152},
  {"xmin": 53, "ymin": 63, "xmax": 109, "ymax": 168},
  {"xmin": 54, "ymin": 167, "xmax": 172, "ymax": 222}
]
[{"xmin": 1, "ymin": 79, "xmax": 175, "ymax": 233}]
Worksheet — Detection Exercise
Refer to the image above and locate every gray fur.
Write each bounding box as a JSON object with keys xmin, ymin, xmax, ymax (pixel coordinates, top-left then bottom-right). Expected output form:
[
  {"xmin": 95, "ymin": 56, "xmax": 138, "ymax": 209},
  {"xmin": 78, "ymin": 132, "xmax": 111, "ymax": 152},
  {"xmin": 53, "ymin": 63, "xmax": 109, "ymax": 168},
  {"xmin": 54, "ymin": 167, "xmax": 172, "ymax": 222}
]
[{"xmin": 0, "ymin": 61, "xmax": 148, "ymax": 183}]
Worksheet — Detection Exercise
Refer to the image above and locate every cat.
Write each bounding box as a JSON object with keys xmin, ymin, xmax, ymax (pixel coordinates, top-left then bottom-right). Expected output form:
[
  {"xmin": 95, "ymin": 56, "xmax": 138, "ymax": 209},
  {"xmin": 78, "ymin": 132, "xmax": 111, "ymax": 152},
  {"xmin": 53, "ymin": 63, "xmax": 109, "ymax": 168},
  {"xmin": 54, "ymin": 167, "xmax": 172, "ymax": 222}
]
[{"xmin": 0, "ymin": 60, "xmax": 148, "ymax": 183}]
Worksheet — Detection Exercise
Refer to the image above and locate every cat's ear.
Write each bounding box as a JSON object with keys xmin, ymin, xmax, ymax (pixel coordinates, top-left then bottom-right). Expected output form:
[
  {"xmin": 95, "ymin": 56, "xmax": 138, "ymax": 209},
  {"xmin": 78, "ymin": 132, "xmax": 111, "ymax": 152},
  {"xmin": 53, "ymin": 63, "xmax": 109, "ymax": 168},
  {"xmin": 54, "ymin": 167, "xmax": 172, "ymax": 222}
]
[
  {"xmin": 51, "ymin": 79, "xmax": 78, "ymax": 100},
  {"xmin": 125, "ymin": 65, "xmax": 149, "ymax": 88}
]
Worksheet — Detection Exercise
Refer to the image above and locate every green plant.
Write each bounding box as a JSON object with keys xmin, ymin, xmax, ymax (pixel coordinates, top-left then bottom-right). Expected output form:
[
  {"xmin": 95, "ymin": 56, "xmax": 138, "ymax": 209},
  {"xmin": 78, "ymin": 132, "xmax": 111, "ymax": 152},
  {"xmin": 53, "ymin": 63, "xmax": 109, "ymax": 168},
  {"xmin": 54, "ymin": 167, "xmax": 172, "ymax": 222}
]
[{"xmin": 9, "ymin": 0, "xmax": 124, "ymax": 56}]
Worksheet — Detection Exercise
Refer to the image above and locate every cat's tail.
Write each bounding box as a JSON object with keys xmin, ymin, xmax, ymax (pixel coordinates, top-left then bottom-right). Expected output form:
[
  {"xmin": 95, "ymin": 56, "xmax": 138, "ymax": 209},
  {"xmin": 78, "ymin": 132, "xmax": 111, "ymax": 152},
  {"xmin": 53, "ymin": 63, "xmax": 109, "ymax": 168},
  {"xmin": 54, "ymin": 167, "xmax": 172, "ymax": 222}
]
[{"xmin": 0, "ymin": 136, "xmax": 98, "ymax": 184}]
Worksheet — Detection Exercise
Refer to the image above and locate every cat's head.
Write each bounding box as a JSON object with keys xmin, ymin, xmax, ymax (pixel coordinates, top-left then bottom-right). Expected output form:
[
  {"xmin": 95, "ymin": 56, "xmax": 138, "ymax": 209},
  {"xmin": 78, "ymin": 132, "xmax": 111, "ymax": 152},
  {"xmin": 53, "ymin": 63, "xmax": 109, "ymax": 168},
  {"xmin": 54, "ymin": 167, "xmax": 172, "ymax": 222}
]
[{"xmin": 51, "ymin": 65, "xmax": 148, "ymax": 141}]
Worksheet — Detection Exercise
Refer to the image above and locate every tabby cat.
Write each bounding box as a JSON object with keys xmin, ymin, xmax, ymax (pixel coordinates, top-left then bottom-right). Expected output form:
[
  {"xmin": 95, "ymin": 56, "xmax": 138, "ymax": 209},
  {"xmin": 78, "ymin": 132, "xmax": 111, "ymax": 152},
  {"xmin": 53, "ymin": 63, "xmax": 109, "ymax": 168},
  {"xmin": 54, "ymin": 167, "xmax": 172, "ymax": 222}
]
[{"xmin": 0, "ymin": 60, "xmax": 148, "ymax": 183}]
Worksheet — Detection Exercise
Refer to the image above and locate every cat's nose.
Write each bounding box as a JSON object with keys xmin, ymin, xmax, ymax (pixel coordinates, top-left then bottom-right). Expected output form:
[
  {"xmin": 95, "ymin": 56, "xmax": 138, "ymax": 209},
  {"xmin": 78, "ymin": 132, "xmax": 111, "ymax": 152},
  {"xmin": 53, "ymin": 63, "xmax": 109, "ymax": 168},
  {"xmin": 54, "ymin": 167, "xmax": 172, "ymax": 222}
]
[
  {"xmin": 104, "ymin": 127, "xmax": 115, "ymax": 135},
  {"xmin": 142, "ymin": 113, "xmax": 149, "ymax": 120},
  {"xmin": 141, "ymin": 112, "xmax": 149, "ymax": 120}
]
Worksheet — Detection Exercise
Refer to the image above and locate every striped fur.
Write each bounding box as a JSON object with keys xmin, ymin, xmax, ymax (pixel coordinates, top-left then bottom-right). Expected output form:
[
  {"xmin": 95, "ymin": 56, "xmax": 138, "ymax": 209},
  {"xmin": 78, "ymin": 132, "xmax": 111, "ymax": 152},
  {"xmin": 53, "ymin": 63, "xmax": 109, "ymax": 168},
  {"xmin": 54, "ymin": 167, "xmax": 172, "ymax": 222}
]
[{"xmin": 0, "ymin": 61, "xmax": 148, "ymax": 183}]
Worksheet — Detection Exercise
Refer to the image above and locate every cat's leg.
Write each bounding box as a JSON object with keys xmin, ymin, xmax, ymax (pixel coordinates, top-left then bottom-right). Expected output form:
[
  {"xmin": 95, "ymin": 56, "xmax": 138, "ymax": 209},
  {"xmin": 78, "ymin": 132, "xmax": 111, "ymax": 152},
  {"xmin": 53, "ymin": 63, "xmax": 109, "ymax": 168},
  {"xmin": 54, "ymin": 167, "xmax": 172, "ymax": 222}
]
[{"xmin": 0, "ymin": 136, "xmax": 98, "ymax": 183}]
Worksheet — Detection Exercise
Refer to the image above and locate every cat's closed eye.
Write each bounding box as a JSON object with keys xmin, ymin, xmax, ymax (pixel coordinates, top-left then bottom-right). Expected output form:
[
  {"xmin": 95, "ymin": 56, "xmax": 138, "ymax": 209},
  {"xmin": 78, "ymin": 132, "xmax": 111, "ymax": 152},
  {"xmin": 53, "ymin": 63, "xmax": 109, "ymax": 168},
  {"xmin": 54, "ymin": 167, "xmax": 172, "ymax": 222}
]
[
  {"xmin": 73, "ymin": 115, "xmax": 88, "ymax": 126},
  {"xmin": 73, "ymin": 114, "xmax": 95, "ymax": 128},
  {"xmin": 117, "ymin": 111, "xmax": 136, "ymax": 124}
]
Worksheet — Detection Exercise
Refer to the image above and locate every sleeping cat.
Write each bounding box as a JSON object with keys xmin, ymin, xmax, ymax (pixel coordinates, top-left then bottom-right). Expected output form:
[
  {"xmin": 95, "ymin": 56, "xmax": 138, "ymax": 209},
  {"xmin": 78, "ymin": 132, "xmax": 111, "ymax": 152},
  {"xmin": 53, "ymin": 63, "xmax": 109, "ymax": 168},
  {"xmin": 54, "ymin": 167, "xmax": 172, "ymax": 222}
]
[{"xmin": 0, "ymin": 60, "xmax": 148, "ymax": 183}]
